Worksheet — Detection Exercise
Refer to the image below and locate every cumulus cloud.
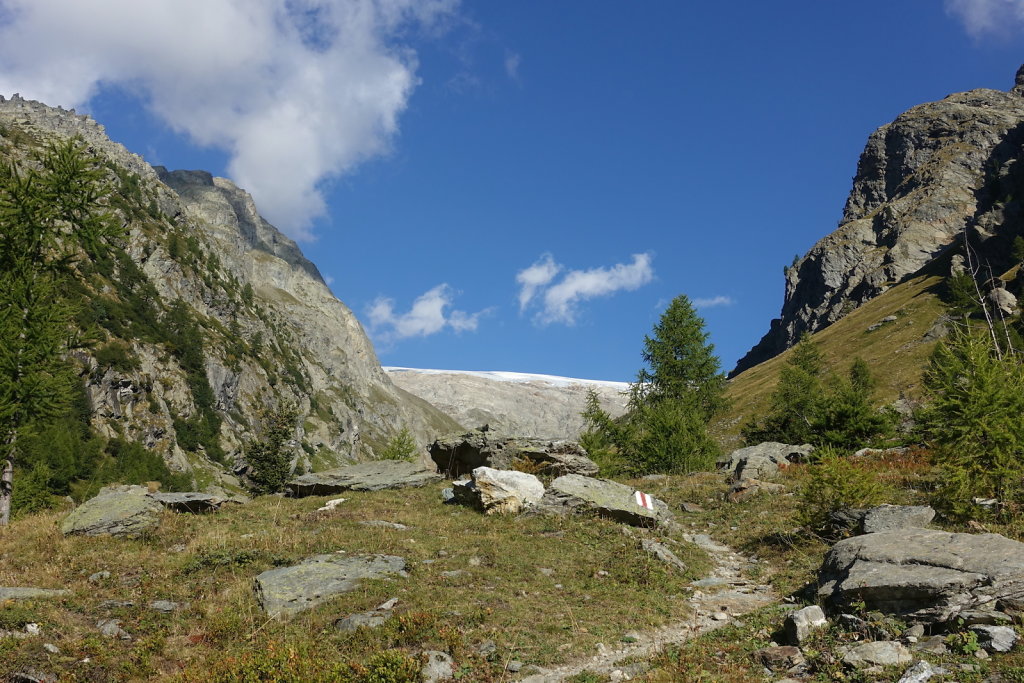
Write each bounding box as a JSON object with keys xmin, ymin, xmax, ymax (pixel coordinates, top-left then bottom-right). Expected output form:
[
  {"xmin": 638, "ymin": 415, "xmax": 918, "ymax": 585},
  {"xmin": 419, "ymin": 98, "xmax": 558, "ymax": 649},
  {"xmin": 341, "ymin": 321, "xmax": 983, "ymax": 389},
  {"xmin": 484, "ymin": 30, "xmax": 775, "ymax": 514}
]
[
  {"xmin": 693, "ymin": 295, "xmax": 735, "ymax": 309},
  {"xmin": 515, "ymin": 253, "xmax": 561, "ymax": 311},
  {"xmin": 367, "ymin": 284, "xmax": 487, "ymax": 341},
  {"xmin": 517, "ymin": 253, "xmax": 655, "ymax": 325},
  {"xmin": 0, "ymin": 0, "xmax": 459, "ymax": 240},
  {"xmin": 945, "ymin": 0, "xmax": 1024, "ymax": 37}
]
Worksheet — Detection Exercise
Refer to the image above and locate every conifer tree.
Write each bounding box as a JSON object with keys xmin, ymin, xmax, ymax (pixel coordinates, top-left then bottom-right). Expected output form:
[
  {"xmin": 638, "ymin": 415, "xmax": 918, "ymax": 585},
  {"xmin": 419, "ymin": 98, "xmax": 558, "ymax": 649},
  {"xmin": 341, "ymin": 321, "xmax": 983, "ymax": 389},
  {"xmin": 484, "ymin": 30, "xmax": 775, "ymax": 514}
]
[{"xmin": 0, "ymin": 138, "xmax": 121, "ymax": 525}]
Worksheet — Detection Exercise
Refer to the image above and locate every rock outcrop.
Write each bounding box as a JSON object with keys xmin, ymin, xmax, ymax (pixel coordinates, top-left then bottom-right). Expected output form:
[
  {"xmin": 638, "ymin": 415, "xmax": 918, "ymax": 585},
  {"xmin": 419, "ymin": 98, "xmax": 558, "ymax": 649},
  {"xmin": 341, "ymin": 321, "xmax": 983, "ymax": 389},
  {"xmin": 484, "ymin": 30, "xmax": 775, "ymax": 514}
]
[
  {"xmin": 538, "ymin": 474, "xmax": 673, "ymax": 526},
  {"xmin": 387, "ymin": 368, "xmax": 628, "ymax": 441},
  {"xmin": 734, "ymin": 65, "xmax": 1024, "ymax": 375},
  {"xmin": 429, "ymin": 429, "xmax": 599, "ymax": 478},
  {"xmin": 0, "ymin": 95, "xmax": 459, "ymax": 489},
  {"xmin": 285, "ymin": 460, "xmax": 441, "ymax": 497},
  {"xmin": 60, "ymin": 485, "xmax": 163, "ymax": 537}
]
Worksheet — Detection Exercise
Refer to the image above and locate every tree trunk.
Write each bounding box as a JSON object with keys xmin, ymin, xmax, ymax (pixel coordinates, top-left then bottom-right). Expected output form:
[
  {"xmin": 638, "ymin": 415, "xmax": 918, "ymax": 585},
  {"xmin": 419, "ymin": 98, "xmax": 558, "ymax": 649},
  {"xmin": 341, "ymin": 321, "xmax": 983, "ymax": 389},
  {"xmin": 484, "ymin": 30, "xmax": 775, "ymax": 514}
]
[{"xmin": 0, "ymin": 457, "xmax": 12, "ymax": 526}]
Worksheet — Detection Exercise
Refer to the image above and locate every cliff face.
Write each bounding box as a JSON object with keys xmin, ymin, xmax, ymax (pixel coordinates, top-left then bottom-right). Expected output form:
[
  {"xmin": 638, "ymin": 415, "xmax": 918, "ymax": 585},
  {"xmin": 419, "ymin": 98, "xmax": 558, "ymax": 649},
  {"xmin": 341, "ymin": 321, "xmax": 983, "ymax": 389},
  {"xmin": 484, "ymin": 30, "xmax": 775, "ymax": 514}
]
[
  {"xmin": 386, "ymin": 368, "xmax": 629, "ymax": 441},
  {"xmin": 733, "ymin": 66, "xmax": 1024, "ymax": 376},
  {"xmin": 0, "ymin": 95, "xmax": 458, "ymax": 490}
]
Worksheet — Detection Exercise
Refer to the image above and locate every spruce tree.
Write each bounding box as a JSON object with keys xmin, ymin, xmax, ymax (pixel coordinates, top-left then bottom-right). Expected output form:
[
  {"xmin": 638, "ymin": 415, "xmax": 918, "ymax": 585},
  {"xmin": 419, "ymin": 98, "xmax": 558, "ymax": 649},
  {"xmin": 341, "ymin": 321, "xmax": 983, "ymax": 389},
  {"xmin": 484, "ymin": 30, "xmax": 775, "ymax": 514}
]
[
  {"xmin": 0, "ymin": 138, "xmax": 121, "ymax": 525},
  {"xmin": 246, "ymin": 405, "xmax": 298, "ymax": 494}
]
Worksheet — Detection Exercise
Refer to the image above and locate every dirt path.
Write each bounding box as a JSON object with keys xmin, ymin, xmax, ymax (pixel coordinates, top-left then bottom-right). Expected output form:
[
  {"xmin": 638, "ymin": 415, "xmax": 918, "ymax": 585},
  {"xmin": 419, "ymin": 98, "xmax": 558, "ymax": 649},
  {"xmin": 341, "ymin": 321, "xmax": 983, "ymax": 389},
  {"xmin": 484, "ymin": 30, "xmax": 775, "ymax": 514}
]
[{"xmin": 518, "ymin": 533, "xmax": 778, "ymax": 682}]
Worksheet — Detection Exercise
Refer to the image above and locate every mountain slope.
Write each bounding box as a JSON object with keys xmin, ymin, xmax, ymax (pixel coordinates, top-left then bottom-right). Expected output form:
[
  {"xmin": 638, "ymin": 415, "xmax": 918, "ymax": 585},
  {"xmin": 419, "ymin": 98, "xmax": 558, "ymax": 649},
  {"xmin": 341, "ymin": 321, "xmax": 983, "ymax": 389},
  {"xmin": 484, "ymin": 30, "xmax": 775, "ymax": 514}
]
[
  {"xmin": 734, "ymin": 64, "xmax": 1024, "ymax": 375},
  {"xmin": 0, "ymin": 95, "xmax": 459, "ymax": 489}
]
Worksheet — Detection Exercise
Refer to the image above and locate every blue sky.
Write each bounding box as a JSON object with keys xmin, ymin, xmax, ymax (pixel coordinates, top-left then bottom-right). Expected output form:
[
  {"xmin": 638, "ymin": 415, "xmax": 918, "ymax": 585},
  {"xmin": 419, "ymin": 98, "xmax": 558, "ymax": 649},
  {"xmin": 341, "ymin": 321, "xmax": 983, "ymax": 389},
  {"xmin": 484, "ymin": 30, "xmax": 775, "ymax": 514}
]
[{"xmin": 1, "ymin": 1, "xmax": 1023, "ymax": 381}]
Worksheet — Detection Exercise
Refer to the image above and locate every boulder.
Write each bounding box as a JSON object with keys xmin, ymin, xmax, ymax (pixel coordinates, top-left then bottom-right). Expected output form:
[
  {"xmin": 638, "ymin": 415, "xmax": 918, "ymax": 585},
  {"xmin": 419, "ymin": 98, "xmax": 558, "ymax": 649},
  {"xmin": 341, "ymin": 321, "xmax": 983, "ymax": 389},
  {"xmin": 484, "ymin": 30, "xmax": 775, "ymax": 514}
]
[
  {"xmin": 988, "ymin": 286, "xmax": 1017, "ymax": 316},
  {"xmin": 841, "ymin": 641, "xmax": 912, "ymax": 669},
  {"xmin": 429, "ymin": 429, "xmax": 598, "ymax": 478},
  {"xmin": 149, "ymin": 492, "xmax": 233, "ymax": 513},
  {"xmin": 537, "ymin": 474, "xmax": 673, "ymax": 526},
  {"xmin": 969, "ymin": 624, "xmax": 1018, "ymax": 653},
  {"xmin": 752, "ymin": 645, "xmax": 805, "ymax": 672},
  {"xmin": 717, "ymin": 442, "xmax": 812, "ymax": 481},
  {"xmin": 0, "ymin": 587, "xmax": 69, "ymax": 602},
  {"xmin": 861, "ymin": 505, "xmax": 935, "ymax": 534},
  {"xmin": 335, "ymin": 610, "xmax": 389, "ymax": 632},
  {"xmin": 421, "ymin": 650, "xmax": 455, "ymax": 682},
  {"xmin": 785, "ymin": 605, "xmax": 827, "ymax": 645},
  {"xmin": 727, "ymin": 478, "xmax": 786, "ymax": 503},
  {"xmin": 285, "ymin": 460, "xmax": 441, "ymax": 497},
  {"xmin": 640, "ymin": 538, "xmax": 687, "ymax": 572},
  {"xmin": 453, "ymin": 466, "xmax": 545, "ymax": 514},
  {"xmin": 60, "ymin": 485, "xmax": 163, "ymax": 537},
  {"xmin": 254, "ymin": 553, "xmax": 407, "ymax": 618},
  {"xmin": 818, "ymin": 529, "xmax": 1024, "ymax": 623}
]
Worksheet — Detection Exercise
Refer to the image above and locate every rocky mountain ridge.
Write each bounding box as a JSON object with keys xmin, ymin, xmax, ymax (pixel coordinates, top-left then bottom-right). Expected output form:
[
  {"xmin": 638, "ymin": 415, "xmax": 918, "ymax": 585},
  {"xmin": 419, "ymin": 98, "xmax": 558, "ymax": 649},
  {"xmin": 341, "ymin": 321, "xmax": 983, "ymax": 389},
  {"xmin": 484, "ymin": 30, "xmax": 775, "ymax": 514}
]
[
  {"xmin": 733, "ymin": 64, "xmax": 1024, "ymax": 375},
  {"xmin": 385, "ymin": 367, "xmax": 630, "ymax": 441},
  {"xmin": 0, "ymin": 94, "xmax": 459, "ymax": 490}
]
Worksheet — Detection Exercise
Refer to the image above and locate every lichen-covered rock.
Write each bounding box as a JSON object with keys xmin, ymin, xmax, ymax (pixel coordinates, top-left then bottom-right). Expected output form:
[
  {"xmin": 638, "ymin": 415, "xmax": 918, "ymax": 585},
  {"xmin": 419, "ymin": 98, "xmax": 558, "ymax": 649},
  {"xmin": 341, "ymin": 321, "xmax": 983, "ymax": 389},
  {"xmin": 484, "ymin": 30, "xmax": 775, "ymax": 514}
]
[
  {"xmin": 538, "ymin": 474, "xmax": 672, "ymax": 526},
  {"xmin": 717, "ymin": 442, "xmax": 812, "ymax": 481},
  {"xmin": 818, "ymin": 528, "xmax": 1024, "ymax": 623},
  {"xmin": 60, "ymin": 485, "xmax": 163, "ymax": 537},
  {"xmin": 429, "ymin": 429, "xmax": 599, "ymax": 478},
  {"xmin": 254, "ymin": 553, "xmax": 407, "ymax": 618},
  {"xmin": 0, "ymin": 587, "xmax": 69, "ymax": 602},
  {"xmin": 285, "ymin": 460, "xmax": 441, "ymax": 497}
]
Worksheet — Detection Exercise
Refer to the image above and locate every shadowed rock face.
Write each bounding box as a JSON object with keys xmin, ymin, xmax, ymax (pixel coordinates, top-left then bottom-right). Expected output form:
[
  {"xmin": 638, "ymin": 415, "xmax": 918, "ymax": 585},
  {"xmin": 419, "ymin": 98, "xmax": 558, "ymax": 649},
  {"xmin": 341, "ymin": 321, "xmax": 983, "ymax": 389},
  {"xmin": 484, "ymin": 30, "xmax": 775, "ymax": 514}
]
[{"xmin": 734, "ymin": 65, "xmax": 1024, "ymax": 376}]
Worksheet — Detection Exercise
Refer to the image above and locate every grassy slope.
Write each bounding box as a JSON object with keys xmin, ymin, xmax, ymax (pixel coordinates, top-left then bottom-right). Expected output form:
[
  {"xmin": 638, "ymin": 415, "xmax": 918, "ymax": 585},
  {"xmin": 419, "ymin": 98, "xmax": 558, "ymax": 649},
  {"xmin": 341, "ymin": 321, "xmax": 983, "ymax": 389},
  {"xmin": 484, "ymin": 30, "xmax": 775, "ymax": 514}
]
[{"xmin": 715, "ymin": 272, "xmax": 948, "ymax": 449}]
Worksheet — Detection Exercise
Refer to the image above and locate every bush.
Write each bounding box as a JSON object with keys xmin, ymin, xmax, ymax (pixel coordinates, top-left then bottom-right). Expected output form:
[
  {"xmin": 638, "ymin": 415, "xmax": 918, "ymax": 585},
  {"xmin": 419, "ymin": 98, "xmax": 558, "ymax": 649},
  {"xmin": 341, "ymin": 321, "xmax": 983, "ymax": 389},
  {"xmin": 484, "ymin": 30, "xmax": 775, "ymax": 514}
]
[
  {"xmin": 380, "ymin": 428, "xmax": 418, "ymax": 461},
  {"xmin": 798, "ymin": 446, "xmax": 895, "ymax": 533}
]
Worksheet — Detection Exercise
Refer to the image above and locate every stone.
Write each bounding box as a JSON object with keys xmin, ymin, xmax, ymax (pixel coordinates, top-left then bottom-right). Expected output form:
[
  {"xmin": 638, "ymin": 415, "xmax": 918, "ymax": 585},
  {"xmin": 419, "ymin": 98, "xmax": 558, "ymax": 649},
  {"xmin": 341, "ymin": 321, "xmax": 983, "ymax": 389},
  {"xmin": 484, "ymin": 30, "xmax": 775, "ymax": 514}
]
[
  {"xmin": 861, "ymin": 505, "xmax": 935, "ymax": 533},
  {"xmin": 42, "ymin": 643, "xmax": 60, "ymax": 655},
  {"xmin": 254, "ymin": 553, "xmax": 407, "ymax": 617},
  {"xmin": 9, "ymin": 671, "xmax": 57, "ymax": 683},
  {"xmin": 717, "ymin": 442, "xmax": 813, "ymax": 481},
  {"xmin": 784, "ymin": 605, "xmax": 827, "ymax": 645},
  {"xmin": 149, "ymin": 600, "xmax": 181, "ymax": 613},
  {"xmin": 897, "ymin": 660, "xmax": 939, "ymax": 683},
  {"xmin": 359, "ymin": 520, "xmax": 409, "ymax": 530},
  {"xmin": 537, "ymin": 474, "xmax": 673, "ymax": 526},
  {"xmin": 0, "ymin": 587, "xmax": 70, "ymax": 602},
  {"xmin": 60, "ymin": 485, "xmax": 163, "ymax": 537},
  {"xmin": 149, "ymin": 491, "xmax": 233, "ymax": 513},
  {"xmin": 97, "ymin": 618, "xmax": 131, "ymax": 640},
  {"xmin": 640, "ymin": 538, "xmax": 687, "ymax": 572},
  {"xmin": 506, "ymin": 660, "xmax": 524, "ymax": 673},
  {"xmin": 752, "ymin": 645, "xmax": 805, "ymax": 671},
  {"xmin": 453, "ymin": 466, "xmax": 545, "ymax": 514},
  {"xmin": 727, "ymin": 478, "xmax": 785, "ymax": 503},
  {"xmin": 912, "ymin": 636, "xmax": 947, "ymax": 655},
  {"xmin": 440, "ymin": 570, "xmax": 467, "ymax": 579},
  {"xmin": 316, "ymin": 498, "xmax": 346, "ymax": 512},
  {"xmin": 429, "ymin": 429, "xmax": 599, "ymax": 478},
  {"xmin": 818, "ymin": 528, "xmax": 1024, "ymax": 623},
  {"xmin": 988, "ymin": 287, "xmax": 1017, "ymax": 316},
  {"xmin": 285, "ymin": 460, "xmax": 441, "ymax": 497},
  {"xmin": 969, "ymin": 624, "xmax": 1018, "ymax": 652},
  {"xmin": 421, "ymin": 650, "xmax": 454, "ymax": 682},
  {"xmin": 334, "ymin": 610, "xmax": 389, "ymax": 632},
  {"xmin": 842, "ymin": 641, "xmax": 912, "ymax": 669},
  {"xmin": 680, "ymin": 502, "xmax": 704, "ymax": 513},
  {"xmin": 88, "ymin": 571, "xmax": 111, "ymax": 584}
]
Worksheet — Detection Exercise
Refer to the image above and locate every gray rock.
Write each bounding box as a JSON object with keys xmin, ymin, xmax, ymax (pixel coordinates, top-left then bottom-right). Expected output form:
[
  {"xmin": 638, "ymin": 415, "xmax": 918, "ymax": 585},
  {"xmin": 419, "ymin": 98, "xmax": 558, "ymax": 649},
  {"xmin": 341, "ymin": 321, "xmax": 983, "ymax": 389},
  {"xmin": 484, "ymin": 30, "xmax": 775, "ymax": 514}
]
[
  {"xmin": 421, "ymin": 650, "xmax": 454, "ymax": 682},
  {"xmin": 61, "ymin": 485, "xmax": 163, "ymax": 537},
  {"xmin": 969, "ymin": 624, "xmax": 1018, "ymax": 652},
  {"xmin": 506, "ymin": 660, "xmax": 524, "ymax": 673},
  {"xmin": 42, "ymin": 644, "xmax": 60, "ymax": 655},
  {"xmin": 453, "ymin": 466, "xmax": 545, "ymax": 514},
  {"xmin": 897, "ymin": 660, "xmax": 939, "ymax": 683},
  {"xmin": 429, "ymin": 429, "xmax": 599, "ymax": 478},
  {"xmin": 538, "ymin": 474, "xmax": 673, "ymax": 526},
  {"xmin": 861, "ymin": 505, "xmax": 935, "ymax": 533},
  {"xmin": 988, "ymin": 287, "xmax": 1017, "ymax": 316},
  {"xmin": 149, "ymin": 491, "xmax": 232, "ymax": 513},
  {"xmin": 818, "ymin": 528, "xmax": 1024, "ymax": 623},
  {"xmin": 359, "ymin": 520, "xmax": 409, "ymax": 530},
  {"xmin": 717, "ymin": 442, "xmax": 813, "ymax": 481},
  {"xmin": 912, "ymin": 636, "xmax": 948, "ymax": 655},
  {"xmin": 752, "ymin": 645, "xmax": 805, "ymax": 671},
  {"xmin": 286, "ymin": 460, "xmax": 441, "ymax": 497},
  {"xmin": 254, "ymin": 553, "xmax": 407, "ymax": 617},
  {"xmin": 335, "ymin": 610, "xmax": 389, "ymax": 632},
  {"xmin": 842, "ymin": 641, "xmax": 912, "ymax": 669},
  {"xmin": 149, "ymin": 600, "xmax": 182, "ymax": 613},
  {"xmin": 98, "ymin": 600, "xmax": 135, "ymax": 609},
  {"xmin": 88, "ymin": 571, "xmax": 111, "ymax": 584},
  {"xmin": 784, "ymin": 605, "xmax": 827, "ymax": 645},
  {"xmin": 0, "ymin": 587, "xmax": 69, "ymax": 602},
  {"xmin": 640, "ymin": 538, "xmax": 687, "ymax": 572},
  {"xmin": 440, "ymin": 570, "xmax": 467, "ymax": 579},
  {"xmin": 440, "ymin": 487, "xmax": 456, "ymax": 503},
  {"xmin": 10, "ymin": 671, "xmax": 57, "ymax": 683},
  {"xmin": 96, "ymin": 618, "xmax": 131, "ymax": 640}
]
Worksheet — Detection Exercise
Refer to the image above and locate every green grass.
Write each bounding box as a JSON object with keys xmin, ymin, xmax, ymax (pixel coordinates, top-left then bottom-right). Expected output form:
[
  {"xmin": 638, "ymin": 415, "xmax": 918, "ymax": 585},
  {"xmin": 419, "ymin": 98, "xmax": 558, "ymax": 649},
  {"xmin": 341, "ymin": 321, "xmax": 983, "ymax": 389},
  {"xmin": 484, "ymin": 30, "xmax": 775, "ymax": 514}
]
[{"xmin": 0, "ymin": 483, "xmax": 710, "ymax": 681}]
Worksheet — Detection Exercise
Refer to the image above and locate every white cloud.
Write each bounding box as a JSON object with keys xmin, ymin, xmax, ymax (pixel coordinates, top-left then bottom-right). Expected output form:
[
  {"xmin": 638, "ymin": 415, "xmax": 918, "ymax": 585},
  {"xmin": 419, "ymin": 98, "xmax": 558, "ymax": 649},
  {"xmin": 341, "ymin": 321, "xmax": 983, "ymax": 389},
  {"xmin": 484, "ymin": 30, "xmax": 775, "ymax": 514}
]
[
  {"xmin": 367, "ymin": 284, "xmax": 487, "ymax": 341},
  {"xmin": 0, "ymin": 0, "xmax": 459, "ymax": 241},
  {"xmin": 945, "ymin": 0, "xmax": 1024, "ymax": 37},
  {"xmin": 515, "ymin": 253, "xmax": 561, "ymax": 311},
  {"xmin": 517, "ymin": 253, "xmax": 654, "ymax": 325},
  {"xmin": 504, "ymin": 50, "xmax": 521, "ymax": 81},
  {"xmin": 693, "ymin": 295, "xmax": 735, "ymax": 309}
]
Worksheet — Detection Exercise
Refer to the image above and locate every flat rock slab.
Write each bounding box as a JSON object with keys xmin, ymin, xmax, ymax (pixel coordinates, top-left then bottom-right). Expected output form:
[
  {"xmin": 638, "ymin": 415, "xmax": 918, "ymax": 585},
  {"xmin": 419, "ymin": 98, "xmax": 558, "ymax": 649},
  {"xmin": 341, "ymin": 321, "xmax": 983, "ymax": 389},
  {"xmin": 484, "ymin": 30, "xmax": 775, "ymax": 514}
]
[
  {"xmin": 149, "ymin": 492, "xmax": 232, "ymax": 513},
  {"xmin": 61, "ymin": 485, "xmax": 162, "ymax": 537},
  {"xmin": 254, "ymin": 553, "xmax": 407, "ymax": 618},
  {"xmin": 539, "ymin": 474, "xmax": 672, "ymax": 526},
  {"xmin": 861, "ymin": 504, "xmax": 935, "ymax": 534},
  {"xmin": 429, "ymin": 429, "xmax": 599, "ymax": 478},
  {"xmin": 286, "ymin": 460, "xmax": 441, "ymax": 497},
  {"xmin": 819, "ymin": 528, "xmax": 1024, "ymax": 623},
  {"xmin": 0, "ymin": 587, "xmax": 70, "ymax": 602}
]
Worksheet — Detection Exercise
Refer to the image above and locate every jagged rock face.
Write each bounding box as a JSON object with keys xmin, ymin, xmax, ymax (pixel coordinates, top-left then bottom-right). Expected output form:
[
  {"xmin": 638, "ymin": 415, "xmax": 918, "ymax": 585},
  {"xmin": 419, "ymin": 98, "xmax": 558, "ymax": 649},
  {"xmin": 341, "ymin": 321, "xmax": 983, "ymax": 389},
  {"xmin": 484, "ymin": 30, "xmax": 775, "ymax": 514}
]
[
  {"xmin": 386, "ymin": 368, "xmax": 629, "ymax": 441},
  {"xmin": 734, "ymin": 66, "xmax": 1024, "ymax": 375},
  {"xmin": 0, "ymin": 95, "xmax": 459, "ymax": 488}
]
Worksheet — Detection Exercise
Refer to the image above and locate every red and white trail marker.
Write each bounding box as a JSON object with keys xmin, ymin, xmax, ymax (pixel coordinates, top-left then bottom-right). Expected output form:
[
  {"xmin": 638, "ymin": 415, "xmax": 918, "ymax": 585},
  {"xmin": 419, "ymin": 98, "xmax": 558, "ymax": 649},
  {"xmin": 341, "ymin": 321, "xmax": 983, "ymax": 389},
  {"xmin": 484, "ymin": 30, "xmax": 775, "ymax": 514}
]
[{"xmin": 634, "ymin": 490, "xmax": 654, "ymax": 511}]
